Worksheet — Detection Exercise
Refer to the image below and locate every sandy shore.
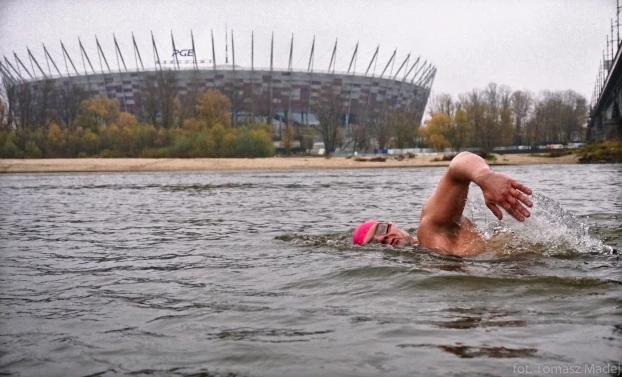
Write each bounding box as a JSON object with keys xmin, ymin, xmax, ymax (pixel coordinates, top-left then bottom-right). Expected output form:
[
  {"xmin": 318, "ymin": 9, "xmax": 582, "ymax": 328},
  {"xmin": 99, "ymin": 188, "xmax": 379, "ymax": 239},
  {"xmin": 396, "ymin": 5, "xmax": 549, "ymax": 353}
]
[{"xmin": 0, "ymin": 153, "xmax": 580, "ymax": 174}]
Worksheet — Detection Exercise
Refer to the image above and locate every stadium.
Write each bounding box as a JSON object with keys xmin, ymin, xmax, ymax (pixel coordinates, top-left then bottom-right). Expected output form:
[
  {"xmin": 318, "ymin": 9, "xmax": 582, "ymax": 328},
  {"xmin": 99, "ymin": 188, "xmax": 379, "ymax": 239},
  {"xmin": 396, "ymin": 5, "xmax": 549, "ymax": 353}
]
[{"xmin": 0, "ymin": 31, "xmax": 435, "ymax": 149}]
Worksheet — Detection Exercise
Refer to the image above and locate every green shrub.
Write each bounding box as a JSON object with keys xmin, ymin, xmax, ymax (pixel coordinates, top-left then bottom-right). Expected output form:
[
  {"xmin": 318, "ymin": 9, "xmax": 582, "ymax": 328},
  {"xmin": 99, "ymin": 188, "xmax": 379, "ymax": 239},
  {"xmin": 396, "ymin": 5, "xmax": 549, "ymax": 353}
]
[
  {"xmin": 165, "ymin": 136, "xmax": 194, "ymax": 158},
  {"xmin": 0, "ymin": 139, "xmax": 23, "ymax": 158},
  {"xmin": 24, "ymin": 140, "xmax": 42, "ymax": 158},
  {"xmin": 474, "ymin": 150, "xmax": 497, "ymax": 161},
  {"xmin": 235, "ymin": 127, "xmax": 275, "ymax": 158},
  {"xmin": 190, "ymin": 131, "xmax": 216, "ymax": 157},
  {"xmin": 99, "ymin": 149, "xmax": 124, "ymax": 158},
  {"xmin": 140, "ymin": 148, "xmax": 166, "ymax": 158}
]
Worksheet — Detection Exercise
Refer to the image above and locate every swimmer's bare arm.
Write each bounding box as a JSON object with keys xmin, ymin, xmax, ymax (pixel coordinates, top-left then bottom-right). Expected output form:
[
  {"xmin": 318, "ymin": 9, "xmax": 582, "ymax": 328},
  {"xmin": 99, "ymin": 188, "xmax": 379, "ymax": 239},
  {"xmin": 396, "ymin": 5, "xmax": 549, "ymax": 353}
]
[{"xmin": 417, "ymin": 152, "xmax": 533, "ymax": 250}]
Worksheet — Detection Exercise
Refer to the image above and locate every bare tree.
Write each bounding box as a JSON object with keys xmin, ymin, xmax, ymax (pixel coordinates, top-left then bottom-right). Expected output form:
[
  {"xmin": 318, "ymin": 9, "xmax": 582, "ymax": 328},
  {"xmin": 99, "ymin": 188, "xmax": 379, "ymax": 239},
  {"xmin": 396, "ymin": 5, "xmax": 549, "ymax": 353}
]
[
  {"xmin": 499, "ymin": 85, "xmax": 513, "ymax": 146},
  {"xmin": 561, "ymin": 90, "xmax": 587, "ymax": 142},
  {"xmin": 54, "ymin": 84, "xmax": 89, "ymax": 129},
  {"xmin": 7, "ymin": 81, "xmax": 56, "ymax": 130},
  {"xmin": 343, "ymin": 123, "xmax": 369, "ymax": 153},
  {"xmin": 2, "ymin": 78, "xmax": 18, "ymax": 130},
  {"xmin": 370, "ymin": 111, "xmax": 393, "ymax": 151},
  {"xmin": 181, "ymin": 70, "xmax": 203, "ymax": 119},
  {"xmin": 32, "ymin": 80, "xmax": 55, "ymax": 129},
  {"xmin": 459, "ymin": 89, "xmax": 485, "ymax": 149},
  {"xmin": 475, "ymin": 83, "xmax": 513, "ymax": 151},
  {"xmin": 16, "ymin": 83, "xmax": 35, "ymax": 130},
  {"xmin": 140, "ymin": 70, "xmax": 178, "ymax": 128},
  {"xmin": 510, "ymin": 90, "xmax": 533, "ymax": 145},
  {"xmin": 157, "ymin": 70, "xmax": 178, "ymax": 129},
  {"xmin": 428, "ymin": 93, "xmax": 455, "ymax": 117},
  {"xmin": 0, "ymin": 101, "xmax": 5, "ymax": 130},
  {"xmin": 446, "ymin": 108, "xmax": 472, "ymax": 152},
  {"xmin": 390, "ymin": 109, "xmax": 418, "ymax": 149},
  {"xmin": 311, "ymin": 84, "xmax": 345, "ymax": 156},
  {"xmin": 141, "ymin": 75, "xmax": 159, "ymax": 126}
]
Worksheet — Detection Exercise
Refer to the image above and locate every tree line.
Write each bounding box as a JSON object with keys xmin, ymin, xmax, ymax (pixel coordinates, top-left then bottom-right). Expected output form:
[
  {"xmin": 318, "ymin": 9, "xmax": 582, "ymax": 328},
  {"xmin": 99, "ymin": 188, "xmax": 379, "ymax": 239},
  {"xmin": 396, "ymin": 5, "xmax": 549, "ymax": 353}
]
[
  {"xmin": 0, "ymin": 69, "xmax": 425, "ymax": 158},
  {"xmin": 309, "ymin": 83, "xmax": 425, "ymax": 155},
  {"xmin": 299, "ymin": 81, "xmax": 587, "ymax": 155},
  {"xmin": 0, "ymin": 71, "xmax": 275, "ymax": 158},
  {"xmin": 0, "ymin": 74, "xmax": 589, "ymax": 158},
  {"xmin": 419, "ymin": 83, "xmax": 588, "ymax": 152}
]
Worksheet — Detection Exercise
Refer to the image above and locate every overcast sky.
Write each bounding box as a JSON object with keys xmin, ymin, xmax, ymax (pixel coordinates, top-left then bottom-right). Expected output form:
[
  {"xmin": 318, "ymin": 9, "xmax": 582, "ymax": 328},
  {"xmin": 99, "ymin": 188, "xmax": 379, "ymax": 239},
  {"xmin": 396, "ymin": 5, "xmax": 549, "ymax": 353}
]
[{"xmin": 0, "ymin": 0, "xmax": 614, "ymax": 103}]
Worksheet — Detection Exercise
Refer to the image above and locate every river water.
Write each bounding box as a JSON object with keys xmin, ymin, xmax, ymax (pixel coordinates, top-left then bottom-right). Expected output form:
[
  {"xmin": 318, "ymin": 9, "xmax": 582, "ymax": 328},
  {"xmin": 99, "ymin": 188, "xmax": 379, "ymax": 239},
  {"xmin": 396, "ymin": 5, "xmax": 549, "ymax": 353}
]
[{"xmin": 0, "ymin": 164, "xmax": 620, "ymax": 377}]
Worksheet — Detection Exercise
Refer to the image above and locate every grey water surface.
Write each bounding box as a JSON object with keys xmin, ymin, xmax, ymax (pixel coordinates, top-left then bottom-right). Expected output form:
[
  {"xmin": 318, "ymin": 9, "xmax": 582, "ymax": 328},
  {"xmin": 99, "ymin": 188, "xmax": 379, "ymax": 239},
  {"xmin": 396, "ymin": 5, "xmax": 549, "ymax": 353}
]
[{"xmin": 1, "ymin": 164, "xmax": 620, "ymax": 377}]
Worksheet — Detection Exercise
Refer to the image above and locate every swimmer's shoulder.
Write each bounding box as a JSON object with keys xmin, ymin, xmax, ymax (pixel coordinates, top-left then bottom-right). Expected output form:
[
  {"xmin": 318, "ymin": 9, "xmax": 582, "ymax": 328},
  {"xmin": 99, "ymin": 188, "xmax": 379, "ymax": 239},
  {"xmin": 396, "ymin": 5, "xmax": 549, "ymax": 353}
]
[{"xmin": 417, "ymin": 216, "xmax": 485, "ymax": 257}]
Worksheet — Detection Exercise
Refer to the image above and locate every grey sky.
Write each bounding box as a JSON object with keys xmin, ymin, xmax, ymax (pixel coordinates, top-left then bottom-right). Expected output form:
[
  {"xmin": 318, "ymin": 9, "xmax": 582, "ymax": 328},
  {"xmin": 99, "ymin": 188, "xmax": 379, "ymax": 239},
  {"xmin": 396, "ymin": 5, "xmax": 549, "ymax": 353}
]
[{"xmin": 0, "ymin": 0, "xmax": 614, "ymax": 103}]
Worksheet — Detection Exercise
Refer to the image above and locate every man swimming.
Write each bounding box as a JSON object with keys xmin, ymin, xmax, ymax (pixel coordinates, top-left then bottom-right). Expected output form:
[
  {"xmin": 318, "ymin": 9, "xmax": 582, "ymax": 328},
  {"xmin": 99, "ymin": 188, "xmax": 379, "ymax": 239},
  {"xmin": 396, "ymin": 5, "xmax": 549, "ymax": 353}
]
[{"xmin": 352, "ymin": 151, "xmax": 533, "ymax": 257}]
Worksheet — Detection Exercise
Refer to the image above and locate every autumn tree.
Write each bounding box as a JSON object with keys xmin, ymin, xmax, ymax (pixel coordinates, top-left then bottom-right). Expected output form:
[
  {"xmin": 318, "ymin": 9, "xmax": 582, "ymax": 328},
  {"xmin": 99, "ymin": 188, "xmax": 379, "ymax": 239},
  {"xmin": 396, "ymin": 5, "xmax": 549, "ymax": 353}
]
[
  {"xmin": 420, "ymin": 113, "xmax": 451, "ymax": 151},
  {"xmin": 195, "ymin": 89, "xmax": 232, "ymax": 129},
  {"xmin": 281, "ymin": 126, "xmax": 295, "ymax": 154},
  {"xmin": 46, "ymin": 122, "xmax": 68, "ymax": 157},
  {"xmin": 79, "ymin": 95, "xmax": 121, "ymax": 128},
  {"xmin": 446, "ymin": 108, "xmax": 472, "ymax": 151},
  {"xmin": 424, "ymin": 94, "xmax": 471, "ymax": 151}
]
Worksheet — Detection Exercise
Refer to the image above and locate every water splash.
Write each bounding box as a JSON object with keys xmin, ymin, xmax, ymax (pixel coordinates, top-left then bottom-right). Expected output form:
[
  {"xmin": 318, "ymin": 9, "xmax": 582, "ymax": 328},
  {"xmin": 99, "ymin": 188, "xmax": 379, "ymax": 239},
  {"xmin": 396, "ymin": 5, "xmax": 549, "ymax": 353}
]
[
  {"xmin": 466, "ymin": 191, "xmax": 612, "ymax": 255},
  {"xmin": 278, "ymin": 192, "xmax": 614, "ymax": 256}
]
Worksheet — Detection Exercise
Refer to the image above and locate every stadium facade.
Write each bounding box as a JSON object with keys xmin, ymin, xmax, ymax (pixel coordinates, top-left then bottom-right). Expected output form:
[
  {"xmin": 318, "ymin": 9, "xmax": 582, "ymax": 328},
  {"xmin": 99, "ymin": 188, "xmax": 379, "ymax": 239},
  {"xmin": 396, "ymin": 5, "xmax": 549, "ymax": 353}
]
[{"xmin": 1, "ymin": 32, "xmax": 435, "ymax": 129}]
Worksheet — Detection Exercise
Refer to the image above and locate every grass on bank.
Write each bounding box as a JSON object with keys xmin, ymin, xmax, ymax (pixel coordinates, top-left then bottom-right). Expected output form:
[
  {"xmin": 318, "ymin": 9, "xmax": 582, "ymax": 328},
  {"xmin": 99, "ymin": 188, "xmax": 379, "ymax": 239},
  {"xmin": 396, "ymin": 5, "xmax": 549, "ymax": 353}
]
[
  {"xmin": 528, "ymin": 140, "xmax": 621, "ymax": 163},
  {"xmin": 430, "ymin": 151, "xmax": 497, "ymax": 163},
  {"xmin": 528, "ymin": 150, "xmax": 574, "ymax": 158},
  {"xmin": 578, "ymin": 140, "xmax": 622, "ymax": 163}
]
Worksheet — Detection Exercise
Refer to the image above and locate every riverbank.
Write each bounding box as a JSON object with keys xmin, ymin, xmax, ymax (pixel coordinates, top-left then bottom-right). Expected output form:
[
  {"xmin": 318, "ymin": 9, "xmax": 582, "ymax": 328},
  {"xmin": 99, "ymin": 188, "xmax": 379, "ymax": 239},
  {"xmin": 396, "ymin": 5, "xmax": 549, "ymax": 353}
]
[{"xmin": 0, "ymin": 153, "xmax": 580, "ymax": 173}]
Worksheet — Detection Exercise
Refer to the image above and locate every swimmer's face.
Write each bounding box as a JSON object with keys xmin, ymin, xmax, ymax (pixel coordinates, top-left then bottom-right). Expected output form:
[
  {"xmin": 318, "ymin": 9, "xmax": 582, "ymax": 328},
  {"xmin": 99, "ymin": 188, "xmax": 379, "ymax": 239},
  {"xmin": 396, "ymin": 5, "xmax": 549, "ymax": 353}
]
[{"xmin": 364, "ymin": 222, "xmax": 417, "ymax": 247}]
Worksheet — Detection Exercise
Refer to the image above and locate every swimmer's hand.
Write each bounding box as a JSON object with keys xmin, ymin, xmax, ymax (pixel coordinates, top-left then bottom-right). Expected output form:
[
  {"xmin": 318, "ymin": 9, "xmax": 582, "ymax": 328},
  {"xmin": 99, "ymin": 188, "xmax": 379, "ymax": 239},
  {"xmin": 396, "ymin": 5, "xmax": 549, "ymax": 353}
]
[{"xmin": 475, "ymin": 170, "xmax": 533, "ymax": 222}]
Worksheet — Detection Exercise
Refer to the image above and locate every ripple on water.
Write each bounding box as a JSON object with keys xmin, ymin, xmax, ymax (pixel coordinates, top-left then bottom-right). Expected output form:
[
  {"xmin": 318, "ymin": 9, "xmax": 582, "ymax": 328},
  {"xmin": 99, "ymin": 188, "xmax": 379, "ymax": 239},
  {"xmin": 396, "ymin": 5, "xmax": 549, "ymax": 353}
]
[{"xmin": 0, "ymin": 166, "xmax": 620, "ymax": 376}]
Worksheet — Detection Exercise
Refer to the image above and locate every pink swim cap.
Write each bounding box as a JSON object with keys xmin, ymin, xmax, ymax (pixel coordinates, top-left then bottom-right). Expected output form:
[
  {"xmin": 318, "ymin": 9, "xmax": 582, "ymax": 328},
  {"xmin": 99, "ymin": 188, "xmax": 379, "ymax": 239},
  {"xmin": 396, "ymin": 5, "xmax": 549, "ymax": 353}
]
[{"xmin": 352, "ymin": 220, "xmax": 379, "ymax": 245}]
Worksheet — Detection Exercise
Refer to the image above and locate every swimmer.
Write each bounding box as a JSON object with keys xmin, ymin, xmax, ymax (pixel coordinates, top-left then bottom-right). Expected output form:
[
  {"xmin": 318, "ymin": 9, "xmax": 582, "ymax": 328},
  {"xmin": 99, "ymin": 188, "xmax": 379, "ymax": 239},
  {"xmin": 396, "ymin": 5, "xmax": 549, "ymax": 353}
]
[{"xmin": 352, "ymin": 151, "xmax": 533, "ymax": 257}]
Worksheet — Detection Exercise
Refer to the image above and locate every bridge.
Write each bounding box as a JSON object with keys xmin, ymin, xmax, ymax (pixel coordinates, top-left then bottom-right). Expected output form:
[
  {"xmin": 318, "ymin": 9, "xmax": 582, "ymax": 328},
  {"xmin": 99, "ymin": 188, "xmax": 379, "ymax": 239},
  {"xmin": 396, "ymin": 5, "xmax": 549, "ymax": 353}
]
[{"xmin": 589, "ymin": 4, "xmax": 622, "ymax": 141}]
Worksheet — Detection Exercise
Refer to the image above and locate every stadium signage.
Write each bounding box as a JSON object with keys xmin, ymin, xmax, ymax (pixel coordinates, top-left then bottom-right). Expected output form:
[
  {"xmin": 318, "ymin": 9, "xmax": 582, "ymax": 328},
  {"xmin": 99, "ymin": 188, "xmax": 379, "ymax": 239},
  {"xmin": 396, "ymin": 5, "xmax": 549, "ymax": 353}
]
[
  {"xmin": 156, "ymin": 59, "xmax": 210, "ymax": 65},
  {"xmin": 156, "ymin": 48, "xmax": 209, "ymax": 64},
  {"xmin": 172, "ymin": 49, "xmax": 195, "ymax": 57}
]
